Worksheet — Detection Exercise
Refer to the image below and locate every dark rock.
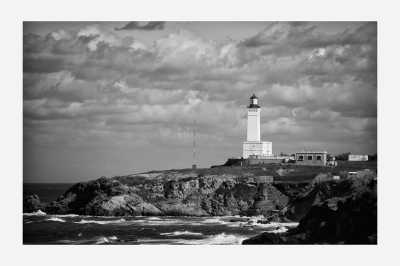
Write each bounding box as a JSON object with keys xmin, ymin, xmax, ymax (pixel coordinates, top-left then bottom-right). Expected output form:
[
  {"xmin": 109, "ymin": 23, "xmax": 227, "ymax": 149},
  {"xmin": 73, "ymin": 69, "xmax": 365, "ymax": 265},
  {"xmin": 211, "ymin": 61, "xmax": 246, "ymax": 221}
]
[
  {"xmin": 273, "ymin": 182, "xmax": 310, "ymax": 199},
  {"xmin": 247, "ymin": 183, "xmax": 288, "ymax": 216},
  {"xmin": 43, "ymin": 174, "xmax": 290, "ymax": 217},
  {"xmin": 23, "ymin": 194, "xmax": 44, "ymax": 212},
  {"xmin": 243, "ymin": 174, "xmax": 377, "ymax": 244}
]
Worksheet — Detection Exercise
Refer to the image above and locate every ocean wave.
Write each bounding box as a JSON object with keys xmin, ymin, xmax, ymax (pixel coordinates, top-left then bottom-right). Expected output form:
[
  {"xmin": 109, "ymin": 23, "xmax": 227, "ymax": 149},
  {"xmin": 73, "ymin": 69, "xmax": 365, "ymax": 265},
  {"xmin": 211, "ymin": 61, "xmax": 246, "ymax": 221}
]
[
  {"xmin": 56, "ymin": 235, "xmax": 119, "ymax": 244},
  {"xmin": 52, "ymin": 214, "xmax": 80, "ymax": 218},
  {"xmin": 222, "ymin": 218, "xmax": 298, "ymax": 231},
  {"xmin": 254, "ymin": 222, "xmax": 299, "ymax": 229},
  {"xmin": 267, "ymin": 226, "xmax": 289, "ymax": 234},
  {"xmin": 74, "ymin": 218, "xmax": 126, "ymax": 225},
  {"xmin": 251, "ymin": 222, "xmax": 299, "ymax": 234},
  {"xmin": 146, "ymin": 217, "xmax": 162, "ymax": 220},
  {"xmin": 95, "ymin": 235, "xmax": 119, "ymax": 244},
  {"xmin": 46, "ymin": 217, "xmax": 66, "ymax": 223},
  {"xmin": 173, "ymin": 233, "xmax": 247, "ymax": 245},
  {"xmin": 136, "ymin": 238, "xmax": 176, "ymax": 244},
  {"xmin": 201, "ymin": 217, "xmax": 228, "ymax": 225},
  {"xmin": 23, "ymin": 210, "xmax": 47, "ymax": 216},
  {"xmin": 138, "ymin": 218, "xmax": 185, "ymax": 226},
  {"xmin": 160, "ymin": 230, "xmax": 203, "ymax": 236},
  {"xmin": 137, "ymin": 231, "xmax": 248, "ymax": 245}
]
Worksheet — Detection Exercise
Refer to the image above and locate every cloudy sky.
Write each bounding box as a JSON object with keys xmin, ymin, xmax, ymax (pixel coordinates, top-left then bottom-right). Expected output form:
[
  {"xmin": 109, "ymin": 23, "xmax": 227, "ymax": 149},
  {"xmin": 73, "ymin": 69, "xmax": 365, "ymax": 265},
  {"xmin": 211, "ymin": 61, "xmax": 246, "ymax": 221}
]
[{"xmin": 23, "ymin": 21, "xmax": 377, "ymax": 183}]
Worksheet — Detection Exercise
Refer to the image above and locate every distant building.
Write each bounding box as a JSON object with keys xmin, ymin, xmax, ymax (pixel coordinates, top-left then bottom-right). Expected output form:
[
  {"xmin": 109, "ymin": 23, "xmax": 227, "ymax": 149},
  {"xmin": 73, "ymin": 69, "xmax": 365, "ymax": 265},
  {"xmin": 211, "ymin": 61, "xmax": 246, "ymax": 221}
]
[
  {"xmin": 243, "ymin": 94, "xmax": 272, "ymax": 158},
  {"xmin": 295, "ymin": 151, "xmax": 328, "ymax": 166},
  {"xmin": 348, "ymin": 154, "xmax": 369, "ymax": 161}
]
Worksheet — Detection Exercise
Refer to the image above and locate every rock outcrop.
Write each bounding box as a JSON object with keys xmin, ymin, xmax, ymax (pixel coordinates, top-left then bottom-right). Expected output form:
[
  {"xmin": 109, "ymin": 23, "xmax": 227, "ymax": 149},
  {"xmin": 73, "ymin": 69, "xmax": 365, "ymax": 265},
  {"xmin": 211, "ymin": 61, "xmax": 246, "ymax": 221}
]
[
  {"xmin": 243, "ymin": 173, "xmax": 377, "ymax": 244},
  {"xmin": 40, "ymin": 174, "xmax": 289, "ymax": 217},
  {"xmin": 23, "ymin": 194, "xmax": 44, "ymax": 212},
  {"xmin": 23, "ymin": 166, "xmax": 377, "ymax": 245}
]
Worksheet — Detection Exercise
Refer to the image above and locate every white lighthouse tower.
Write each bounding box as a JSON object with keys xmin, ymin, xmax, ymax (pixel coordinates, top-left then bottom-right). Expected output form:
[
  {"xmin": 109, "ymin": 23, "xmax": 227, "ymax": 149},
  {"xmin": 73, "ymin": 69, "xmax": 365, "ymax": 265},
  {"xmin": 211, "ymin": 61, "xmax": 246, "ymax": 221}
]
[{"xmin": 242, "ymin": 94, "xmax": 272, "ymax": 158}]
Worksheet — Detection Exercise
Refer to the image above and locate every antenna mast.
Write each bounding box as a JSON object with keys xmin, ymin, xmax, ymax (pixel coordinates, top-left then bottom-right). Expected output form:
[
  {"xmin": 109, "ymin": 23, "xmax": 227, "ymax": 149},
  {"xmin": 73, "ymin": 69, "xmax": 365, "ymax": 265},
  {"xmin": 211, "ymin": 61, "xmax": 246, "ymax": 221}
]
[{"xmin": 192, "ymin": 119, "xmax": 197, "ymax": 169}]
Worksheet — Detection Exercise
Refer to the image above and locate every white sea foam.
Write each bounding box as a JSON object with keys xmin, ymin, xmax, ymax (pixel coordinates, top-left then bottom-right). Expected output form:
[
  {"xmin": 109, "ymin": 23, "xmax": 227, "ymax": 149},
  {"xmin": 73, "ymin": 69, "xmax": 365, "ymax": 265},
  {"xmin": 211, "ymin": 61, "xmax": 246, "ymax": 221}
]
[
  {"xmin": 46, "ymin": 217, "xmax": 66, "ymax": 223},
  {"xmin": 223, "ymin": 217, "xmax": 298, "ymax": 231},
  {"xmin": 57, "ymin": 235, "xmax": 119, "ymax": 244},
  {"xmin": 173, "ymin": 233, "xmax": 247, "ymax": 245},
  {"xmin": 70, "ymin": 216, "xmax": 185, "ymax": 226},
  {"xmin": 146, "ymin": 217, "xmax": 162, "ymax": 220},
  {"xmin": 52, "ymin": 214, "xmax": 79, "ymax": 218},
  {"xmin": 74, "ymin": 218, "xmax": 126, "ymax": 225},
  {"xmin": 267, "ymin": 226, "xmax": 289, "ymax": 234},
  {"xmin": 95, "ymin": 235, "xmax": 119, "ymax": 244},
  {"xmin": 137, "ymin": 238, "xmax": 176, "ymax": 244},
  {"xmin": 250, "ymin": 222, "xmax": 299, "ymax": 234},
  {"xmin": 254, "ymin": 222, "xmax": 299, "ymax": 229},
  {"xmin": 160, "ymin": 230, "xmax": 203, "ymax": 236},
  {"xmin": 23, "ymin": 210, "xmax": 47, "ymax": 216},
  {"xmin": 139, "ymin": 218, "xmax": 185, "ymax": 226},
  {"xmin": 201, "ymin": 217, "xmax": 228, "ymax": 225}
]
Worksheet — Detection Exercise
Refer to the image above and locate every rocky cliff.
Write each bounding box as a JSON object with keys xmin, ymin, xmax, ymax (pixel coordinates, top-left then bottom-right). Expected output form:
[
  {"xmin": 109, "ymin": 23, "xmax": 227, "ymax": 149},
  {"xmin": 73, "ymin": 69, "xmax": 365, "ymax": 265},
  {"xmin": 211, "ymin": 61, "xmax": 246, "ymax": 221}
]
[
  {"xmin": 243, "ymin": 170, "xmax": 377, "ymax": 244},
  {"xmin": 23, "ymin": 166, "xmax": 378, "ymax": 244},
  {"xmin": 28, "ymin": 172, "xmax": 293, "ymax": 217}
]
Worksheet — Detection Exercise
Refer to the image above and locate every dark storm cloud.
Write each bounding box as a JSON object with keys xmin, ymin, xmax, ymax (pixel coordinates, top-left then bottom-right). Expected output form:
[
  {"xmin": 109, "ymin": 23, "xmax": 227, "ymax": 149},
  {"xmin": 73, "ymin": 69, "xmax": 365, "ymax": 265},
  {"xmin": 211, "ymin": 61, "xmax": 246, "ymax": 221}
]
[
  {"xmin": 242, "ymin": 21, "xmax": 376, "ymax": 48},
  {"xmin": 241, "ymin": 22, "xmax": 318, "ymax": 48},
  {"xmin": 23, "ymin": 33, "xmax": 98, "ymax": 54},
  {"xmin": 115, "ymin": 21, "xmax": 165, "ymax": 31}
]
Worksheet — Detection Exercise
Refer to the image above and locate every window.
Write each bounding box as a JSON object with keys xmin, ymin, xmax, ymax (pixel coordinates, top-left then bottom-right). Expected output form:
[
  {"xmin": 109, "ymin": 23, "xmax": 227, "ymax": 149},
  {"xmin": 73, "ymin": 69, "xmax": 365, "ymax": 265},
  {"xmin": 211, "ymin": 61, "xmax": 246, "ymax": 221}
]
[
  {"xmin": 307, "ymin": 156, "xmax": 313, "ymax": 160},
  {"xmin": 298, "ymin": 155, "xmax": 304, "ymax": 161},
  {"xmin": 316, "ymin": 155, "xmax": 322, "ymax": 160}
]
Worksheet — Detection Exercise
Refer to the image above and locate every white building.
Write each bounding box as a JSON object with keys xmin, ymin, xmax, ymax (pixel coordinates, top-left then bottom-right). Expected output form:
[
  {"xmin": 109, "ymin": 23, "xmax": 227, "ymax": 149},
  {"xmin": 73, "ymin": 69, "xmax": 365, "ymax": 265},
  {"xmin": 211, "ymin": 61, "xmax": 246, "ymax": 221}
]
[
  {"xmin": 348, "ymin": 154, "xmax": 369, "ymax": 161},
  {"xmin": 242, "ymin": 94, "xmax": 272, "ymax": 158}
]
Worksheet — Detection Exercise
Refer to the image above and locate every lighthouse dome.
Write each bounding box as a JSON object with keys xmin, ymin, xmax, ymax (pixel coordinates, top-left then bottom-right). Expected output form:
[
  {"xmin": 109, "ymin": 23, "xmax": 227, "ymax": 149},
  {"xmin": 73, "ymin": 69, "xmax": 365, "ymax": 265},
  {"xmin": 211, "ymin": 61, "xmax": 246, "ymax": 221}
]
[
  {"xmin": 248, "ymin": 94, "xmax": 260, "ymax": 108},
  {"xmin": 250, "ymin": 94, "xmax": 258, "ymax": 99}
]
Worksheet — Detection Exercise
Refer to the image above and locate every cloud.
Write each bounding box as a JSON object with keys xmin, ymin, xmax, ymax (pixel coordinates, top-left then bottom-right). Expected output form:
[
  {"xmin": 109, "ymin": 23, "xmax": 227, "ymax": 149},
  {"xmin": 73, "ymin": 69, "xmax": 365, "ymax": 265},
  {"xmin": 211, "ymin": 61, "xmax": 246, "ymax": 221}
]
[
  {"xmin": 23, "ymin": 22, "xmax": 377, "ymax": 181},
  {"xmin": 115, "ymin": 21, "xmax": 165, "ymax": 31},
  {"xmin": 241, "ymin": 22, "xmax": 318, "ymax": 49}
]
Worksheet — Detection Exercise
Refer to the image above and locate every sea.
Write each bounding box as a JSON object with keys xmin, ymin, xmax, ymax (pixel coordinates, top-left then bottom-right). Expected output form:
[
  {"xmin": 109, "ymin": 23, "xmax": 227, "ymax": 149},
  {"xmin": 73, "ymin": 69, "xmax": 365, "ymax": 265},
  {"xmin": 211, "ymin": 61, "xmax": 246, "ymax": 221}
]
[{"xmin": 23, "ymin": 183, "xmax": 298, "ymax": 245}]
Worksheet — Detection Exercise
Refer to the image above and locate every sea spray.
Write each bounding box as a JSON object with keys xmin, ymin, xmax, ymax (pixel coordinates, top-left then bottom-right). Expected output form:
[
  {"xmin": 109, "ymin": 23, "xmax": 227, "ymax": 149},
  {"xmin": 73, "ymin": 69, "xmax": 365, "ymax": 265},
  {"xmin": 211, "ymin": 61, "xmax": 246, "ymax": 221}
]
[{"xmin": 46, "ymin": 217, "xmax": 66, "ymax": 223}]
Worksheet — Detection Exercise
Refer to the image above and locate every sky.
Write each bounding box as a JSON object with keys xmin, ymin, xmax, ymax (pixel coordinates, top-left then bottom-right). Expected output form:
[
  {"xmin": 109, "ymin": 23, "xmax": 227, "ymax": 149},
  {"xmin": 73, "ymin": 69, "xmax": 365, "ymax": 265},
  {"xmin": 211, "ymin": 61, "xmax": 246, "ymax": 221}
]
[{"xmin": 23, "ymin": 21, "xmax": 377, "ymax": 183}]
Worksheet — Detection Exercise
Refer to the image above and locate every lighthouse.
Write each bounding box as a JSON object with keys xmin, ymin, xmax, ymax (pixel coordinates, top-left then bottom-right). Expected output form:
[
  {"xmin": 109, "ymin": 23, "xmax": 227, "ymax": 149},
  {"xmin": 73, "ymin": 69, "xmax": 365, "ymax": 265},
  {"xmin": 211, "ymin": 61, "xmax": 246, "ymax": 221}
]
[{"xmin": 242, "ymin": 94, "xmax": 272, "ymax": 158}]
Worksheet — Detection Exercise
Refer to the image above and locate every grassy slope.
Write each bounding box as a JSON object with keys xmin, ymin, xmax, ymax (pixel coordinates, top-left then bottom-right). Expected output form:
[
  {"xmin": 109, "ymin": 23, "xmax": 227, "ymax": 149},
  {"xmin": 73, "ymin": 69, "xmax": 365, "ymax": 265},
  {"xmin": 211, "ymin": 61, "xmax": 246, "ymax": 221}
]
[{"xmin": 115, "ymin": 161, "xmax": 377, "ymax": 185}]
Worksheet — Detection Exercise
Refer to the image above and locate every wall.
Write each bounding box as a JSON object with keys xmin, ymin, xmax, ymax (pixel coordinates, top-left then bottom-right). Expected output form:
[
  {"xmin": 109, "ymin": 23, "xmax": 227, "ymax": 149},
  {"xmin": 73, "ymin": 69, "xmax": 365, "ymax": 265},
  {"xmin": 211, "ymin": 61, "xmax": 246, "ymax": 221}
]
[
  {"xmin": 247, "ymin": 158, "xmax": 282, "ymax": 165},
  {"xmin": 243, "ymin": 141, "xmax": 272, "ymax": 158},
  {"xmin": 295, "ymin": 152, "xmax": 327, "ymax": 166},
  {"xmin": 246, "ymin": 108, "xmax": 260, "ymax": 142}
]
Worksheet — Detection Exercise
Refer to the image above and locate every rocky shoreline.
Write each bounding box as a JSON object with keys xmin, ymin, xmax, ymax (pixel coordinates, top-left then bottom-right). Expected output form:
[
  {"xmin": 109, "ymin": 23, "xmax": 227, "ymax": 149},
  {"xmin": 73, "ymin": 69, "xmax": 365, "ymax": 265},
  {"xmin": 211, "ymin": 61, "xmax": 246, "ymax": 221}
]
[
  {"xmin": 24, "ymin": 166, "xmax": 377, "ymax": 244},
  {"xmin": 24, "ymin": 173, "xmax": 294, "ymax": 217},
  {"xmin": 243, "ymin": 172, "xmax": 377, "ymax": 244}
]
